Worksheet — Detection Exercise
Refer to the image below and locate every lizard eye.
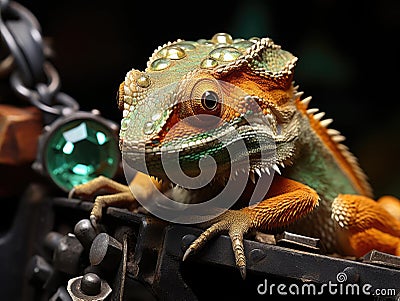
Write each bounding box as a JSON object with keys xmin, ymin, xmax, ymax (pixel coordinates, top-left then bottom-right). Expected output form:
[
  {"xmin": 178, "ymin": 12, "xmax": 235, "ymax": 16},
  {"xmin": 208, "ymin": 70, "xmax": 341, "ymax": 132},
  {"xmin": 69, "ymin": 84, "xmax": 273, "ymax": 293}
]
[
  {"xmin": 177, "ymin": 77, "xmax": 225, "ymax": 129},
  {"xmin": 201, "ymin": 90, "xmax": 219, "ymax": 111},
  {"xmin": 189, "ymin": 78, "xmax": 223, "ymax": 117}
]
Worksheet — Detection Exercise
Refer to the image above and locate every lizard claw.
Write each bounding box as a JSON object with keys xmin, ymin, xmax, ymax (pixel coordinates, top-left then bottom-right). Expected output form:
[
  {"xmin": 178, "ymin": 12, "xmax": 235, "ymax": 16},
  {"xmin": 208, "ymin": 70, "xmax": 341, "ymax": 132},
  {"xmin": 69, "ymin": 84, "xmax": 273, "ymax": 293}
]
[
  {"xmin": 182, "ymin": 246, "xmax": 193, "ymax": 262},
  {"xmin": 89, "ymin": 197, "xmax": 106, "ymax": 231},
  {"xmin": 68, "ymin": 187, "xmax": 76, "ymax": 200},
  {"xmin": 90, "ymin": 214, "xmax": 98, "ymax": 230},
  {"xmin": 182, "ymin": 210, "xmax": 253, "ymax": 279}
]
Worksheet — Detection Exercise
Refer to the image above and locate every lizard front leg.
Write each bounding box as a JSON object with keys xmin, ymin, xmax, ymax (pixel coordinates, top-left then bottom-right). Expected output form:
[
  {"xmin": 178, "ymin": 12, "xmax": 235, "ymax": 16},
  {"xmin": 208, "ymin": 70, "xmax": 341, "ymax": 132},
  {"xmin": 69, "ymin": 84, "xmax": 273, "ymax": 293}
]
[
  {"xmin": 332, "ymin": 194, "xmax": 400, "ymax": 257},
  {"xmin": 70, "ymin": 172, "xmax": 162, "ymax": 226},
  {"xmin": 183, "ymin": 175, "xmax": 320, "ymax": 279}
]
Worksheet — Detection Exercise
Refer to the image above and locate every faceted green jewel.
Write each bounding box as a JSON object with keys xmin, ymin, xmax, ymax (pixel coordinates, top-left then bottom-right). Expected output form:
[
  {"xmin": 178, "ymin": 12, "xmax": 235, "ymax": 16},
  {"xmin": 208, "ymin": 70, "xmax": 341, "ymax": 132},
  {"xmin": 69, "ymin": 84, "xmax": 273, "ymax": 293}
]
[{"xmin": 45, "ymin": 119, "xmax": 120, "ymax": 191}]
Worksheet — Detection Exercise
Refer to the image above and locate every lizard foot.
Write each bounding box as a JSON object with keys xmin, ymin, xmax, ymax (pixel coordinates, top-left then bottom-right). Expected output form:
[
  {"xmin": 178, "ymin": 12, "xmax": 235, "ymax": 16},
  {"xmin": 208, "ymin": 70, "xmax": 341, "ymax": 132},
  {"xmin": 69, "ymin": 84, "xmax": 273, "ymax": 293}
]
[
  {"xmin": 88, "ymin": 191, "xmax": 136, "ymax": 228},
  {"xmin": 183, "ymin": 209, "xmax": 254, "ymax": 279},
  {"xmin": 68, "ymin": 175, "xmax": 131, "ymax": 200},
  {"xmin": 68, "ymin": 176, "xmax": 135, "ymax": 228},
  {"xmin": 183, "ymin": 176, "xmax": 320, "ymax": 279}
]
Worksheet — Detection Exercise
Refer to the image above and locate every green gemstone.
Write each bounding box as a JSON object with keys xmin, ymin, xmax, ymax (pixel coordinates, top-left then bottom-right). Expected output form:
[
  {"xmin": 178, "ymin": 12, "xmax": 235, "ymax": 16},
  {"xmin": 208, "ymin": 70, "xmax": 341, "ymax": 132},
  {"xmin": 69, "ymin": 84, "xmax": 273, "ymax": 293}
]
[{"xmin": 45, "ymin": 119, "xmax": 120, "ymax": 191}]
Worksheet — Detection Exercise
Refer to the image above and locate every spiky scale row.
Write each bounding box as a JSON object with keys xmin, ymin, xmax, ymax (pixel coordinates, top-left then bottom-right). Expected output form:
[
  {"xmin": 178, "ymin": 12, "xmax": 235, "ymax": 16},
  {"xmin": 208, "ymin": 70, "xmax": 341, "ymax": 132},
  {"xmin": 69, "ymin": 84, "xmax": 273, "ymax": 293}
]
[{"xmin": 295, "ymin": 89, "xmax": 372, "ymax": 197}]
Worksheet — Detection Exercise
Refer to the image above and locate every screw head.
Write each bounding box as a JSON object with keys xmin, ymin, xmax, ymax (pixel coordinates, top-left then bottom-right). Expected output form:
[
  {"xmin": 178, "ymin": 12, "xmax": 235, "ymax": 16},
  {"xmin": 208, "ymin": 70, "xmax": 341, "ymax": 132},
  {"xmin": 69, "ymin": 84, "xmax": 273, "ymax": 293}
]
[
  {"xmin": 67, "ymin": 275, "xmax": 112, "ymax": 300},
  {"xmin": 80, "ymin": 273, "xmax": 101, "ymax": 296}
]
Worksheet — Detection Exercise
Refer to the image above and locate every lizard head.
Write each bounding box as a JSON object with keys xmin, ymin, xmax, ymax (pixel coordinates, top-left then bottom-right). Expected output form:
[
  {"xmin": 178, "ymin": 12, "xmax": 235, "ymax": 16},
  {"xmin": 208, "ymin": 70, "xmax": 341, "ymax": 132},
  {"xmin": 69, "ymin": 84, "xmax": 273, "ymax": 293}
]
[{"xmin": 118, "ymin": 33, "xmax": 300, "ymax": 184}]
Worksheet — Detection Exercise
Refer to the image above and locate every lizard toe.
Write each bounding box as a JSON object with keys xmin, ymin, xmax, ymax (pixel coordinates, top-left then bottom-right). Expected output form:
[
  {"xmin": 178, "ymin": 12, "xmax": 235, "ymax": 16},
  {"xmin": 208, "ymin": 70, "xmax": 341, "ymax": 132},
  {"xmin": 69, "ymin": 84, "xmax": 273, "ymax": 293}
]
[
  {"xmin": 90, "ymin": 214, "xmax": 99, "ymax": 231},
  {"xmin": 68, "ymin": 187, "xmax": 76, "ymax": 200},
  {"xmin": 89, "ymin": 197, "xmax": 106, "ymax": 228},
  {"xmin": 183, "ymin": 210, "xmax": 253, "ymax": 279},
  {"xmin": 183, "ymin": 220, "xmax": 227, "ymax": 261}
]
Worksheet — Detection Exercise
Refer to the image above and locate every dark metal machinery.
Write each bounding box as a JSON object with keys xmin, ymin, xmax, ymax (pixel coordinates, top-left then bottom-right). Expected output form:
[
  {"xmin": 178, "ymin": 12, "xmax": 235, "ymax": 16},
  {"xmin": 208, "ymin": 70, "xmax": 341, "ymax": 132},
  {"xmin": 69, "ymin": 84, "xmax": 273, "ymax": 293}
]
[{"xmin": 2, "ymin": 182, "xmax": 398, "ymax": 301}]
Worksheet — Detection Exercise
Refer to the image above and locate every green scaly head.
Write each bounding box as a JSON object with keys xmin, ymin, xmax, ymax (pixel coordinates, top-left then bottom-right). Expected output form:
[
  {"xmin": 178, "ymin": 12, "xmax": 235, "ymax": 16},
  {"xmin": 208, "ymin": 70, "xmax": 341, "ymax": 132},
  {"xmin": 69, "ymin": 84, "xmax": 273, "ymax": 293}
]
[{"xmin": 118, "ymin": 33, "xmax": 300, "ymax": 184}]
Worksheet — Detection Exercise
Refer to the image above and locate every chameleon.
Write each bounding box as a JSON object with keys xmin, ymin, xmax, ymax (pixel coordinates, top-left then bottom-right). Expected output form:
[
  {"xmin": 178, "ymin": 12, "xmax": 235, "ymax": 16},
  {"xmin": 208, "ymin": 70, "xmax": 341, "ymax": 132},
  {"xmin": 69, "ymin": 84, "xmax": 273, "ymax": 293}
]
[{"xmin": 70, "ymin": 33, "xmax": 400, "ymax": 279}]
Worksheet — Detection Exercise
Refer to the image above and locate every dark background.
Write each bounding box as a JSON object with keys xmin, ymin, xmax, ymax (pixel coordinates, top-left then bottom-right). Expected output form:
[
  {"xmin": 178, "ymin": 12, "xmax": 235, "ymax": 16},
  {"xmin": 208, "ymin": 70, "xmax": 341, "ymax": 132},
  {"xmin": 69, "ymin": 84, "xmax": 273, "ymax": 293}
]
[{"xmin": 9, "ymin": 0, "xmax": 400, "ymax": 198}]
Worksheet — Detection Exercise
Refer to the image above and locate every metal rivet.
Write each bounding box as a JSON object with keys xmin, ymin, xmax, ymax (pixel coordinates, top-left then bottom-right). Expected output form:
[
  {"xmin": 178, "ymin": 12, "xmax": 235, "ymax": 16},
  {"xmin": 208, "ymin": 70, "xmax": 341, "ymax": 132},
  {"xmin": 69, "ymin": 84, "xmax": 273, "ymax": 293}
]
[
  {"xmin": 249, "ymin": 248, "xmax": 266, "ymax": 264},
  {"xmin": 67, "ymin": 275, "xmax": 112, "ymax": 300},
  {"xmin": 341, "ymin": 267, "xmax": 360, "ymax": 284},
  {"xmin": 181, "ymin": 234, "xmax": 197, "ymax": 251},
  {"xmin": 81, "ymin": 273, "xmax": 102, "ymax": 296}
]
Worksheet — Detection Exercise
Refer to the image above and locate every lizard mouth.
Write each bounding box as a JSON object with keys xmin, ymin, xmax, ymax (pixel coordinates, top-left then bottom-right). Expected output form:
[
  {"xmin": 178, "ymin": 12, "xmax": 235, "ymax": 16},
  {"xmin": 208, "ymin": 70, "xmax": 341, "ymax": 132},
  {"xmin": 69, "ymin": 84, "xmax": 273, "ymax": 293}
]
[
  {"xmin": 122, "ymin": 104, "xmax": 297, "ymax": 185},
  {"xmin": 120, "ymin": 72, "xmax": 299, "ymax": 187}
]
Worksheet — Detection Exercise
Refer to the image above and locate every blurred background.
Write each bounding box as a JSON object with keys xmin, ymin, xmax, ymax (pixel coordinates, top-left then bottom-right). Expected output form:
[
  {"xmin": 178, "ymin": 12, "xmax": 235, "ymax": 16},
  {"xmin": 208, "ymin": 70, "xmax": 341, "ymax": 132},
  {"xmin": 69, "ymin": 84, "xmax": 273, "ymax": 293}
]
[{"xmin": 5, "ymin": 0, "xmax": 400, "ymax": 198}]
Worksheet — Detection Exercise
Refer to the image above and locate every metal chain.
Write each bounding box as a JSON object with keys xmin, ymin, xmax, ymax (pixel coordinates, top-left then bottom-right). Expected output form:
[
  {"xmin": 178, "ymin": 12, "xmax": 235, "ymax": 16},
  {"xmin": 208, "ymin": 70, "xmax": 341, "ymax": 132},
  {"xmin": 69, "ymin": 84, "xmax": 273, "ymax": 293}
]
[{"xmin": 0, "ymin": 1, "xmax": 80, "ymax": 123}]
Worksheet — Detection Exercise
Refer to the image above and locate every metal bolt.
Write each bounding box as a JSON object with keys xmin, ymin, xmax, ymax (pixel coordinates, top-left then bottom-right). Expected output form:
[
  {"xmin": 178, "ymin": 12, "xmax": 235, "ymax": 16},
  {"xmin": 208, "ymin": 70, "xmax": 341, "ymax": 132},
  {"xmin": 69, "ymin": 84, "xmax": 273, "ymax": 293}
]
[
  {"xmin": 74, "ymin": 219, "xmax": 97, "ymax": 251},
  {"xmin": 89, "ymin": 232, "xmax": 122, "ymax": 272},
  {"xmin": 181, "ymin": 234, "xmax": 197, "ymax": 252},
  {"xmin": 44, "ymin": 232, "xmax": 64, "ymax": 252},
  {"xmin": 26, "ymin": 255, "xmax": 53, "ymax": 286},
  {"xmin": 341, "ymin": 267, "xmax": 360, "ymax": 283},
  {"xmin": 27, "ymin": 255, "xmax": 65, "ymax": 292},
  {"xmin": 249, "ymin": 248, "xmax": 266, "ymax": 264},
  {"xmin": 80, "ymin": 273, "xmax": 101, "ymax": 296},
  {"xmin": 53, "ymin": 233, "xmax": 84, "ymax": 275},
  {"xmin": 67, "ymin": 274, "xmax": 112, "ymax": 301}
]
